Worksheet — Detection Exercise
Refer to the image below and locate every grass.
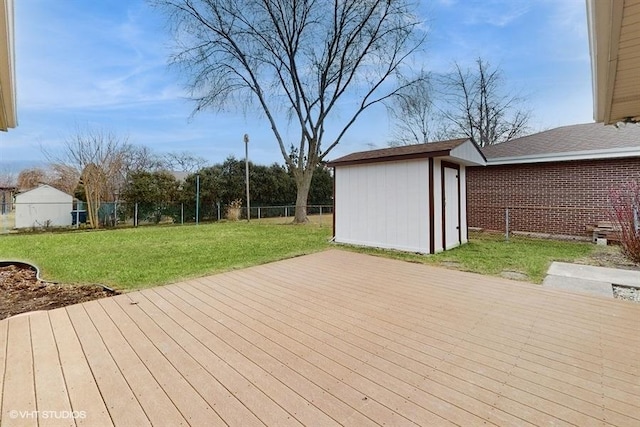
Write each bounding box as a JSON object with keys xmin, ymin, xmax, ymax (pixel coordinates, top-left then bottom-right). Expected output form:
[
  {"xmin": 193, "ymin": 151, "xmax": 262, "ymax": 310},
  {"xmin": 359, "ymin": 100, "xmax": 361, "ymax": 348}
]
[
  {"xmin": 339, "ymin": 231, "xmax": 595, "ymax": 283},
  {"xmin": 0, "ymin": 219, "xmax": 597, "ymax": 290},
  {"xmin": 0, "ymin": 221, "xmax": 332, "ymax": 290}
]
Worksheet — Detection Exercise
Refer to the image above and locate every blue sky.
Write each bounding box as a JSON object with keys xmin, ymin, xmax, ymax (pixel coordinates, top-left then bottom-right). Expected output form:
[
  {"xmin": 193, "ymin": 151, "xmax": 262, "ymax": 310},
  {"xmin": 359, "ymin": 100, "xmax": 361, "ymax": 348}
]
[{"xmin": 0, "ymin": 0, "xmax": 593, "ymax": 172}]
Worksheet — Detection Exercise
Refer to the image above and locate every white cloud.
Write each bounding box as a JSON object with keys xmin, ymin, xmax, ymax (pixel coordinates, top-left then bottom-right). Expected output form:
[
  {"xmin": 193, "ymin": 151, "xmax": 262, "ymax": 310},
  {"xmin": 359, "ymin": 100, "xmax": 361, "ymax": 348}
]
[
  {"xmin": 460, "ymin": 0, "xmax": 531, "ymax": 27},
  {"xmin": 16, "ymin": 0, "xmax": 177, "ymax": 111}
]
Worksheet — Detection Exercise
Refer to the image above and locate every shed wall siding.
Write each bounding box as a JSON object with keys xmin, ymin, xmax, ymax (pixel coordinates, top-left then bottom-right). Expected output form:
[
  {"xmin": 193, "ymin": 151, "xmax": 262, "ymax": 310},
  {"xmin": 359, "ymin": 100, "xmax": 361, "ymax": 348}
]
[
  {"xmin": 335, "ymin": 160, "xmax": 430, "ymax": 253},
  {"xmin": 15, "ymin": 186, "xmax": 73, "ymax": 228},
  {"xmin": 467, "ymin": 157, "xmax": 640, "ymax": 237}
]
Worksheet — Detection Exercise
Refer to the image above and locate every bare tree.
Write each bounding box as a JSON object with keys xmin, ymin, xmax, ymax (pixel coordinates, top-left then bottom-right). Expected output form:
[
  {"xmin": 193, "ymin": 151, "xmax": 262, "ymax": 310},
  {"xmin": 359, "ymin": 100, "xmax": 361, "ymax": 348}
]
[
  {"xmin": 48, "ymin": 163, "xmax": 80, "ymax": 195},
  {"xmin": 440, "ymin": 58, "xmax": 531, "ymax": 147},
  {"xmin": 388, "ymin": 71, "xmax": 439, "ymax": 146},
  {"xmin": 43, "ymin": 127, "xmax": 128, "ymax": 228},
  {"xmin": 153, "ymin": 0, "xmax": 424, "ymax": 222},
  {"xmin": 164, "ymin": 151, "xmax": 207, "ymax": 173},
  {"xmin": 16, "ymin": 165, "xmax": 79, "ymax": 194},
  {"xmin": 123, "ymin": 145, "xmax": 166, "ymax": 174},
  {"xmin": 16, "ymin": 167, "xmax": 48, "ymax": 190},
  {"xmin": 0, "ymin": 165, "xmax": 17, "ymax": 188}
]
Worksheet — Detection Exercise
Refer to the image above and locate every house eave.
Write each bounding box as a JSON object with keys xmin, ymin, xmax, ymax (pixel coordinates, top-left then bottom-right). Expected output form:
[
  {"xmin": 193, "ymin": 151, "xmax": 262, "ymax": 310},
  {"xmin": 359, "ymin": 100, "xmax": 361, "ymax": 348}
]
[
  {"xmin": 587, "ymin": 0, "xmax": 640, "ymax": 125},
  {"xmin": 0, "ymin": 0, "xmax": 17, "ymax": 131},
  {"xmin": 485, "ymin": 146, "xmax": 640, "ymax": 165}
]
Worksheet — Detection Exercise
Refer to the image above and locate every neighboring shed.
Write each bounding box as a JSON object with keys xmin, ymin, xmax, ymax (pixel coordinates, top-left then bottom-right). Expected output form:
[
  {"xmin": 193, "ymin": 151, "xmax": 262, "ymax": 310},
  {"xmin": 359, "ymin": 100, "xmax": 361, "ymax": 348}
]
[
  {"xmin": 14, "ymin": 184, "xmax": 73, "ymax": 228},
  {"xmin": 328, "ymin": 139, "xmax": 486, "ymax": 254},
  {"xmin": 467, "ymin": 122, "xmax": 640, "ymax": 238}
]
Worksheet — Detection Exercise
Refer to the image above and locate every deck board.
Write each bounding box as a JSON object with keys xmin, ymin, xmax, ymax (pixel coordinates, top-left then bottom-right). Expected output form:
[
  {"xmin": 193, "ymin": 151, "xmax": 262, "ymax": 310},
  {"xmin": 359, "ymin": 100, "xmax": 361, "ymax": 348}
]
[
  {"xmin": 2, "ymin": 316, "xmax": 37, "ymax": 427},
  {"xmin": 65, "ymin": 304, "xmax": 151, "ymax": 426},
  {"xmin": 47, "ymin": 309, "xmax": 113, "ymax": 427},
  {"xmin": 29, "ymin": 312, "xmax": 74, "ymax": 427},
  {"xmin": 1, "ymin": 249, "xmax": 639, "ymax": 426}
]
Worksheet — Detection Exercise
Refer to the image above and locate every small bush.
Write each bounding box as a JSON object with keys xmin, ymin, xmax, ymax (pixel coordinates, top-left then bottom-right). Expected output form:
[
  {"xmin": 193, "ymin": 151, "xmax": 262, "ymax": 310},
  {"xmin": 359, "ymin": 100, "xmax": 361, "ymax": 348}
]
[
  {"xmin": 609, "ymin": 181, "xmax": 640, "ymax": 263},
  {"xmin": 226, "ymin": 199, "xmax": 243, "ymax": 221}
]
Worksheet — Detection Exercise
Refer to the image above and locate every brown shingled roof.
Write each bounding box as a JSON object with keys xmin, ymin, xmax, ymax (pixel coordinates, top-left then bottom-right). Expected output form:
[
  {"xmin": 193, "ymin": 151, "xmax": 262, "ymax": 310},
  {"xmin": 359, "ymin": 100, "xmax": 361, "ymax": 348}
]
[
  {"xmin": 328, "ymin": 138, "xmax": 470, "ymax": 166},
  {"xmin": 482, "ymin": 122, "xmax": 640, "ymax": 159}
]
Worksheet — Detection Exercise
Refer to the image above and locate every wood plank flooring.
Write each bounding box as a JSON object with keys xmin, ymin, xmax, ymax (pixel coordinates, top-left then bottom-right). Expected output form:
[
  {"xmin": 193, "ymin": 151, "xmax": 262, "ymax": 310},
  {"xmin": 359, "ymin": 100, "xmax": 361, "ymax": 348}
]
[{"xmin": 1, "ymin": 249, "xmax": 638, "ymax": 426}]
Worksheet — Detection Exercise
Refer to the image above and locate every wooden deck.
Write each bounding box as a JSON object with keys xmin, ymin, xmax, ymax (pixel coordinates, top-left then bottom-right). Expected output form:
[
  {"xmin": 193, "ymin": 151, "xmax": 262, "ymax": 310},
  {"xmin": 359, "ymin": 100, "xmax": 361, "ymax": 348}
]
[{"xmin": 1, "ymin": 249, "xmax": 639, "ymax": 426}]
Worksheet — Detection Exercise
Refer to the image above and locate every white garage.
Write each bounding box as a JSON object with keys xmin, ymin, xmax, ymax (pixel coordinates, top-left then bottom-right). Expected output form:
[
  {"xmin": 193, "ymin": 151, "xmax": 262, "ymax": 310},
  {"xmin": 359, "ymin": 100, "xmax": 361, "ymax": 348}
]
[
  {"xmin": 328, "ymin": 139, "xmax": 486, "ymax": 254},
  {"xmin": 14, "ymin": 184, "xmax": 73, "ymax": 229}
]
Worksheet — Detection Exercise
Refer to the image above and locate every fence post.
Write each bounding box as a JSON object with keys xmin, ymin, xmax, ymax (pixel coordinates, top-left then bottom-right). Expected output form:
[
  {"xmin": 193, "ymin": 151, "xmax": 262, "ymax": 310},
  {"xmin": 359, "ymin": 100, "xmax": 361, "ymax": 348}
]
[
  {"xmin": 285, "ymin": 206, "xmax": 288, "ymax": 217},
  {"xmin": 505, "ymin": 207, "xmax": 510, "ymax": 242},
  {"xmin": 195, "ymin": 174, "xmax": 200, "ymax": 225},
  {"xmin": 181, "ymin": 203, "xmax": 184, "ymax": 225},
  {"xmin": 134, "ymin": 203, "xmax": 138, "ymax": 227},
  {"xmin": 217, "ymin": 202, "xmax": 221, "ymax": 221},
  {"xmin": 258, "ymin": 207, "xmax": 261, "ymax": 220}
]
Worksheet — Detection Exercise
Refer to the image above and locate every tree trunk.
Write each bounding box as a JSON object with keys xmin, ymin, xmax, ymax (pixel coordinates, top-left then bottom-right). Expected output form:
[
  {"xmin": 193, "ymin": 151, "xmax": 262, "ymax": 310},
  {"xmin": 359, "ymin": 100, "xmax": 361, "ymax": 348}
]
[{"xmin": 293, "ymin": 170, "xmax": 313, "ymax": 223}]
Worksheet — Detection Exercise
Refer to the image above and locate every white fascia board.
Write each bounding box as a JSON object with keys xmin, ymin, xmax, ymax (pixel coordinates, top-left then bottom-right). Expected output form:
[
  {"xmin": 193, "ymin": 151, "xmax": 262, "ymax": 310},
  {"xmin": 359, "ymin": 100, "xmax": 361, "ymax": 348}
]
[
  {"xmin": 486, "ymin": 146, "xmax": 640, "ymax": 165},
  {"xmin": 586, "ymin": 0, "xmax": 611, "ymax": 123}
]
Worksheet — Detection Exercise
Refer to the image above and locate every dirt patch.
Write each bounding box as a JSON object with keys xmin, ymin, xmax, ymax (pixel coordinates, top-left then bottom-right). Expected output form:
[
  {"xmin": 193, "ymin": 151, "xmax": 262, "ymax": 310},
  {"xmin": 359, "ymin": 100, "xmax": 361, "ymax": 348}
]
[
  {"xmin": 575, "ymin": 244, "xmax": 640, "ymax": 271},
  {"xmin": 0, "ymin": 264, "xmax": 119, "ymax": 320},
  {"xmin": 500, "ymin": 270, "xmax": 529, "ymax": 281},
  {"xmin": 573, "ymin": 245, "xmax": 640, "ymax": 303}
]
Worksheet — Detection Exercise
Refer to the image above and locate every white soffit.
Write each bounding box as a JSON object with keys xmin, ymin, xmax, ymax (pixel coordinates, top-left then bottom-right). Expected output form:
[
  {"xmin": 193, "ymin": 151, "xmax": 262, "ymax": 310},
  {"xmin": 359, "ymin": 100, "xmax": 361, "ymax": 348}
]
[
  {"xmin": 587, "ymin": 0, "xmax": 640, "ymax": 124},
  {"xmin": 0, "ymin": 0, "xmax": 16, "ymax": 131}
]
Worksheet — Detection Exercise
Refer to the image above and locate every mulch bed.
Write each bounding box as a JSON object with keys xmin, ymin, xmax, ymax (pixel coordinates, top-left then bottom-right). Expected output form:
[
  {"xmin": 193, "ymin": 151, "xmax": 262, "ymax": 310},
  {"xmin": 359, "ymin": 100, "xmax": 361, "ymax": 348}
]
[{"xmin": 0, "ymin": 264, "xmax": 119, "ymax": 320}]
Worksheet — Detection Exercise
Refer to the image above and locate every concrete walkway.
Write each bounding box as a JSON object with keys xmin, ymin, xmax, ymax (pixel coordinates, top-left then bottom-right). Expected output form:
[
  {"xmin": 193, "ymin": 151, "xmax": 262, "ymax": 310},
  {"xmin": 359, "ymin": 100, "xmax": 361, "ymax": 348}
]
[{"xmin": 543, "ymin": 262, "xmax": 640, "ymax": 297}]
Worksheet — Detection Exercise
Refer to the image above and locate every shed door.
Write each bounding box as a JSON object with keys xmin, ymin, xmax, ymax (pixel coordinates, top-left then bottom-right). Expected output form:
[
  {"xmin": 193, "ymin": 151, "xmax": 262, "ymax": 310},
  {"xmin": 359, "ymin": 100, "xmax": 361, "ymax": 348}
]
[{"xmin": 443, "ymin": 165, "xmax": 460, "ymax": 249}]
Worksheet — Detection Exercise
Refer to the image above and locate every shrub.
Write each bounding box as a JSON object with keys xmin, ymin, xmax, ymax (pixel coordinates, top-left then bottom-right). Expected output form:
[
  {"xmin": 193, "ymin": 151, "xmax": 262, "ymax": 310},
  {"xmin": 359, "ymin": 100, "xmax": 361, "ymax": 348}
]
[
  {"xmin": 226, "ymin": 199, "xmax": 243, "ymax": 221},
  {"xmin": 609, "ymin": 181, "xmax": 640, "ymax": 263}
]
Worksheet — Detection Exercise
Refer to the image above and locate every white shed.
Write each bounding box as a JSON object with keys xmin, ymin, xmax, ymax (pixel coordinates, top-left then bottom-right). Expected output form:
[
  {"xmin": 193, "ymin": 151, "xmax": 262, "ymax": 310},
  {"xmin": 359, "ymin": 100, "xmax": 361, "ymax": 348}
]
[
  {"xmin": 328, "ymin": 139, "xmax": 486, "ymax": 254},
  {"xmin": 14, "ymin": 184, "xmax": 73, "ymax": 229}
]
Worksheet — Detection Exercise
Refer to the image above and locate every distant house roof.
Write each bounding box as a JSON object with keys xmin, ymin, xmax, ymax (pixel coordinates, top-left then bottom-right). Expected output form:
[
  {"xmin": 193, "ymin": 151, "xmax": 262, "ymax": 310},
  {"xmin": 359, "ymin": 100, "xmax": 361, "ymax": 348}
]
[
  {"xmin": 328, "ymin": 138, "xmax": 486, "ymax": 167},
  {"xmin": 482, "ymin": 122, "xmax": 640, "ymax": 165}
]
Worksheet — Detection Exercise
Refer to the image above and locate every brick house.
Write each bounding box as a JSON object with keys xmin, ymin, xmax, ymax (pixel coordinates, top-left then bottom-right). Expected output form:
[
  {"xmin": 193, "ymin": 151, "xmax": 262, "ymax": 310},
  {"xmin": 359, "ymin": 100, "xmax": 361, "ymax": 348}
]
[{"xmin": 467, "ymin": 123, "xmax": 640, "ymax": 238}]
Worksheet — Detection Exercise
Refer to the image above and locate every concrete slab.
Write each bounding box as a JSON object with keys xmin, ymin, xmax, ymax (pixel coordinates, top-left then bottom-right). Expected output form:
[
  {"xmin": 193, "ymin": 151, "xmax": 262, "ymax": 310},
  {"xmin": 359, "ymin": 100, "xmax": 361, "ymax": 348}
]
[
  {"xmin": 547, "ymin": 262, "xmax": 640, "ymax": 287},
  {"xmin": 542, "ymin": 275, "xmax": 613, "ymax": 297}
]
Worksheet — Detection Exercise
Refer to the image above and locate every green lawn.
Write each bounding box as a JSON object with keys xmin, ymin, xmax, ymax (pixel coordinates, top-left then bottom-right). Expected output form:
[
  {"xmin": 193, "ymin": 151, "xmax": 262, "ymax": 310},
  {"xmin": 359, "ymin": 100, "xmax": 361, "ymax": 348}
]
[
  {"xmin": 0, "ymin": 222, "xmax": 332, "ymax": 290},
  {"xmin": 0, "ymin": 223, "xmax": 595, "ymax": 290},
  {"xmin": 339, "ymin": 231, "xmax": 594, "ymax": 283}
]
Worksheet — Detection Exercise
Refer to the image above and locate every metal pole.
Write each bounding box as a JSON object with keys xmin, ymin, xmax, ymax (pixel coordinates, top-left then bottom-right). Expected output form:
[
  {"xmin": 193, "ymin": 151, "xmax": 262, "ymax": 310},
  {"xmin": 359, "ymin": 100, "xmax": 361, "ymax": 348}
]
[
  {"xmin": 217, "ymin": 202, "xmax": 221, "ymax": 221},
  {"xmin": 196, "ymin": 174, "xmax": 200, "ymax": 225},
  {"xmin": 244, "ymin": 133, "xmax": 250, "ymax": 222},
  {"xmin": 181, "ymin": 203, "xmax": 184, "ymax": 225},
  {"xmin": 505, "ymin": 207, "xmax": 510, "ymax": 242},
  {"xmin": 134, "ymin": 203, "xmax": 138, "ymax": 227}
]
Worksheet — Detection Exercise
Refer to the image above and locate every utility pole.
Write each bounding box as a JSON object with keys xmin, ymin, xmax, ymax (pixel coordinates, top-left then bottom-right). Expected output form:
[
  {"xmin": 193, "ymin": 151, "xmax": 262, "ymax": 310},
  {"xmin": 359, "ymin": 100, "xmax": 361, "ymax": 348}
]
[{"xmin": 244, "ymin": 133, "xmax": 250, "ymax": 222}]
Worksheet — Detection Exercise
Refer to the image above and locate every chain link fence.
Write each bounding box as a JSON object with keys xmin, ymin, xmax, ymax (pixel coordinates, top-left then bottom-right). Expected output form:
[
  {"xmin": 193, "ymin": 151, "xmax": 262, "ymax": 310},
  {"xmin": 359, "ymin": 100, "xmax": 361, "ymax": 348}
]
[
  {"xmin": 1, "ymin": 201, "xmax": 333, "ymax": 233},
  {"xmin": 468, "ymin": 205, "xmax": 610, "ymax": 241}
]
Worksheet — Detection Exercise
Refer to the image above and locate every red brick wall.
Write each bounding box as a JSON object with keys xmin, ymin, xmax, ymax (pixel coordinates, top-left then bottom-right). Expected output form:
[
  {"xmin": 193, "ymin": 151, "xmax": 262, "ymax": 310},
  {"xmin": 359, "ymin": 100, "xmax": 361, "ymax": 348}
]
[{"xmin": 467, "ymin": 158, "xmax": 640, "ymax": 237}]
